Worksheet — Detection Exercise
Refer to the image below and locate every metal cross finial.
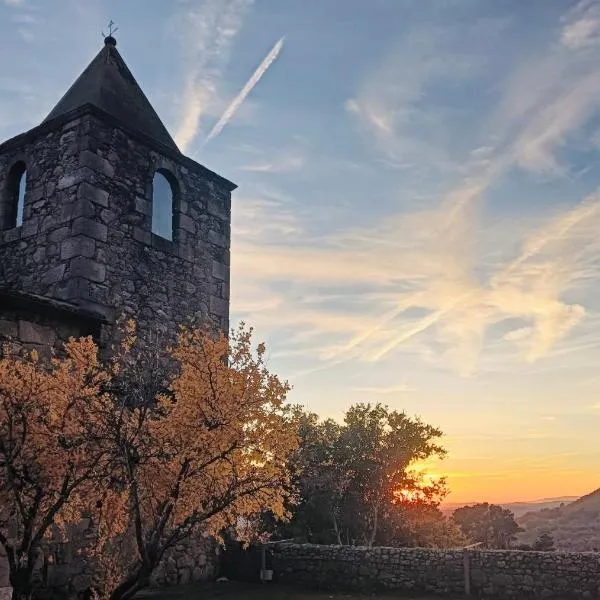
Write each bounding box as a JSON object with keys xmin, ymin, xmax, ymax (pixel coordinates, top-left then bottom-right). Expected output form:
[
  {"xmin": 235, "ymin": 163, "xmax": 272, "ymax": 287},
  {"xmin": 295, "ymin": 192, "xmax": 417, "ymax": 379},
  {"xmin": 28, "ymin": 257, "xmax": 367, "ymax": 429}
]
[{"xmin": 102, "ymin": 20, "xmax": 118, "ymax": 38}]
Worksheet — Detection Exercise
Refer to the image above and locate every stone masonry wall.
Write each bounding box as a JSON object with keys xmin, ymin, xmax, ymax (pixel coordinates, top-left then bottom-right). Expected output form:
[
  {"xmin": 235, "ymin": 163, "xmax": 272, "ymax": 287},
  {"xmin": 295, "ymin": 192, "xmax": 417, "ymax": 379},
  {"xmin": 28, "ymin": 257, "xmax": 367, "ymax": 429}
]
[
  {"xmin": 0, "ymin": 108, "xmax": 232, "ymax": 349},
  {"xmin": 39, "ymin": 530, "xmax": 217, "ymax": 598},
  {"xmin": 0, "ymin": 303, "xmax": 103, "ymax": 359},
  {"xmin": 271, "ymin": 543, "xmax": 600, "ymax": 599}
]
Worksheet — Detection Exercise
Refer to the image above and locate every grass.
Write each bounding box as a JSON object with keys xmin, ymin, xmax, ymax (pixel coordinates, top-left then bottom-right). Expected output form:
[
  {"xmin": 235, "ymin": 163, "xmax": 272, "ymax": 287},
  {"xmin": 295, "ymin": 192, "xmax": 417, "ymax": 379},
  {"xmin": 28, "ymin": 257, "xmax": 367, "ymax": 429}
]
[{"xmin": 135, "ymin": 581, "xmax": 449, "ymax": 600}]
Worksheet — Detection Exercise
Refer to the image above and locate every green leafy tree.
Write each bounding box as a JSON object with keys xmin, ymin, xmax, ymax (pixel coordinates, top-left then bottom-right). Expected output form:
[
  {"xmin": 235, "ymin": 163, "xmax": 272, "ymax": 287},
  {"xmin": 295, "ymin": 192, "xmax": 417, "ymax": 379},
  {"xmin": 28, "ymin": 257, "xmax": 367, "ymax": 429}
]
[
  {"xmin": 274, "ymin": 403, "xmax": 448, "ymax": 547},
  {"xmin": 452, "ymin": 503, "xmax": 523, "ymax": 549},
  {"xmin": 533, "ymin": 531, "xmax": 555, "ymax": 551}
]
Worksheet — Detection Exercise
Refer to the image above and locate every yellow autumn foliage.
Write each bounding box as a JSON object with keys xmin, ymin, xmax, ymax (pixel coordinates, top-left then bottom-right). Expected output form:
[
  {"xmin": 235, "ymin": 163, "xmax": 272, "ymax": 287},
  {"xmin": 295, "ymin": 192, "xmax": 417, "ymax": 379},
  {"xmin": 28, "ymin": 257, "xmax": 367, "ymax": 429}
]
[{"xmin": 0, "ymin": 322, "xmax": 298, "ymax": 600}]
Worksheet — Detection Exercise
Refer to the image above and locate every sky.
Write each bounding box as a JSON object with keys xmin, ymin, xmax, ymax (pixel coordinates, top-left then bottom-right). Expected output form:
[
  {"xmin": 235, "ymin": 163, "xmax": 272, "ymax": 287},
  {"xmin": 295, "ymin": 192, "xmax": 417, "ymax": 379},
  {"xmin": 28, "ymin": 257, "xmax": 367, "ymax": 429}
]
[{"xmin": 1, "ymin": 0, "xmax": 600, "ymax": 504}]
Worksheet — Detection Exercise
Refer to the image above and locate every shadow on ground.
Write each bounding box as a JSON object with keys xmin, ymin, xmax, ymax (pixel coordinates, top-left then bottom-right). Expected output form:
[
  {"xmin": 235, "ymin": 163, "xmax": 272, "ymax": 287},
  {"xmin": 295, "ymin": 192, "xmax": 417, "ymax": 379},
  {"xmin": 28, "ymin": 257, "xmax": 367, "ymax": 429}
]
[{"xmin": 134, "ymin": 581, "xmax": 454, "ymax": 600}]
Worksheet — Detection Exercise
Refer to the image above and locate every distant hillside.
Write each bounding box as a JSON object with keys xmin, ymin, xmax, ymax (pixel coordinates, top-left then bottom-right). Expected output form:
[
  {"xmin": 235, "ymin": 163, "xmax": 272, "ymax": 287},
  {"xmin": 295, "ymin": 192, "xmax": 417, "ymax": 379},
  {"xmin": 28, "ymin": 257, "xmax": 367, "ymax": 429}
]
[
  {"xmin": 517, "ymin": 488, "xmax": 600, "ymax": 551},
  {"xmin": 441, "ymin": 496, "xmax": 578, "ymax": 518}
]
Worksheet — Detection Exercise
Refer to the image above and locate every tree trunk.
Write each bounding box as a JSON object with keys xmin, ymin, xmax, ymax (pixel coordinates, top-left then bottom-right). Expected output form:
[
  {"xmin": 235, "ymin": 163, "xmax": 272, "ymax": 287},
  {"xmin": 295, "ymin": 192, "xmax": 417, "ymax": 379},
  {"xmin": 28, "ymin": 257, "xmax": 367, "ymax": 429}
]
[
  {"xmin": 331, "ymin": 512, "xmax": 342, "ymax": 545},
  {"xmin": 109, "ymin": 564, "xmax": 153, "ymax": 600},
  {"xmin": 10, "ymin": 566, "xmax": 35, "ymax": 600},
  {"xmin": 368, "ymin": 504, "xmax": 379, "ymax": 548}
]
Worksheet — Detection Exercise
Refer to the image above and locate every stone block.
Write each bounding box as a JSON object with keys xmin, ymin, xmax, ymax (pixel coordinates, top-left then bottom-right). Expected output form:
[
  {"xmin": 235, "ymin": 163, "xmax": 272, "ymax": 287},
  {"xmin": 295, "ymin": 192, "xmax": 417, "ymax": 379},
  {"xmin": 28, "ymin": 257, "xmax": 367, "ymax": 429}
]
[
  {"xmin": 18, "ymin": 321, "xmax": 56, "ymax": 345},
  {"xmin": 212, "ymin": 260, "xmax": 229, "ymax": 281},
  {"xmin": 57, "ymin": 168, "xmax": 93, "ymax": 190},
  {"xmin": 133, "ymin": 226, "xmax": 152, "ymax": 245},
  {"xmin": 33, "ymin": 247, "xmax": 45, "ymax": 264},
  {"xmin": 135, "ymin": 196, "xmax": 152, "ymax": 215},
  {"xmin": 71, "ymin": 217, "xmax": 107, "ymax": 242},
  {"xmin": 179, "ymin": 568, "xmax": 191, "ymax": 585},
  {"xmin": 69, "ymin": 256, "xmax": 106, "ymax": 283},
  {"xmin": 210, "ymin": 295, "xmax": 228, "ymax": 317},
  {"xmin": 0, "ymin": 319, "xmax": 18, "ymax": 339},
  {"xmin": 47, "ymin": 226, "xmax": 70, "ymax": 243},
  {"xmin": 28, "ymin": 186, "xmax": 45, "ymax": 203},
  {"xmin": 42, "ymin": 264, "xmax": 66, "ymax": 285},
  {"xmin": 0, "ymin": 227, "xmax": 21, "ymax": 244},
  {"xmin": 72, "ymin": 196, "xmax": 96, "ymax": 219},
  {"xmin": 207, "ymin": 197, "xmax": 228, "ymax": 220},
  {"xmin": 21, "ymin": 221, "xmax": 38, "ymax": 238},
  {"xmin": 179, "ymin": 213, "xmax": 196, "ymax": 234},
  {"xmin": 78, "ymin": 182, "xmax": 109, "ymax": 208},
  {"xmin": 80, "ymin": 150, "xmax": 115, "ymax": 177},
  {"xmin": 178, "ymin": 244, "xmax": 194, "ymax": 261},
  {"xmin": 61, "ymin": 236, "xmax": 95, "ymax": 260},
  {"xmin": 208, "ymin": 229, "xmax": 228, "ymax": 248}
]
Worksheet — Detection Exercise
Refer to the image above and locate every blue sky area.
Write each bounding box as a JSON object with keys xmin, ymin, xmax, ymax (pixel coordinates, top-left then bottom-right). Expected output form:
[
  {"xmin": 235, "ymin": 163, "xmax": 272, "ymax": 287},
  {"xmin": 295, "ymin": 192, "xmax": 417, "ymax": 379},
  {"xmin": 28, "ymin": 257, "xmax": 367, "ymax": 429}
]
[{"xmin": 2, "ymin": 0, "xmax": 600, "ymax": 502}]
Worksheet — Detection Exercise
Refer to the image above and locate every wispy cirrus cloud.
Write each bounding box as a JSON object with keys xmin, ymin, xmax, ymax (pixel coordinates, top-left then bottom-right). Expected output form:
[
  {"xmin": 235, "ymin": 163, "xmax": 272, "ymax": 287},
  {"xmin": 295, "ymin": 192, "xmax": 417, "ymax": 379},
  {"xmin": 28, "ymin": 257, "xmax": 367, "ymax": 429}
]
[
  {"xmin": 205, "ymin": 36, "xmax": 284, "ymax": 143},
  {"xmin": 173, "ymin": 0, "xmax": 253, "ymax": 152},
  {"xmin": 237, "ymin": 137, "xmax": 307, "ymax": 173},
  {"xmin": 232, "ymin": 177, "xmax": 600, "ymax": 375},
  {"xmin": 232, "ymin": 4, "xmax": 600, "ymax": 377},
  {"xmin": 561, "ymin": 0, "xmax": 600, "ymax": 49},
  {"xmin": 239, "ymin": 152, "xmax": 304, "ymax": 173}
]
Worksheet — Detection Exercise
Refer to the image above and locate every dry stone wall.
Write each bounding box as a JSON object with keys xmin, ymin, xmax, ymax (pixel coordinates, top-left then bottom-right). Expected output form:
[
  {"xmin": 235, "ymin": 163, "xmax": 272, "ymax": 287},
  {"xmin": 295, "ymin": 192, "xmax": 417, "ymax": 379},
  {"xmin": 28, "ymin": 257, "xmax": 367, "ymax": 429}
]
[{"xmin": 271, "ymin": 543, "xmax": 600, "ymax": 599}]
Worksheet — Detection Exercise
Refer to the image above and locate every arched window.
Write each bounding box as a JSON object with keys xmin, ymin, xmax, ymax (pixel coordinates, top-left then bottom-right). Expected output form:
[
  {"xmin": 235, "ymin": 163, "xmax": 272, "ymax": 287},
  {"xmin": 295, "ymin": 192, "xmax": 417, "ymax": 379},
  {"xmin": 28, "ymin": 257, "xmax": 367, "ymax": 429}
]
[
  {"xmin": 151, "ymin": 170, "xmax": 174, "ymax": 241},
  {"xmin": 1, "ymin": 161, "xmax": 27, "ymax": 230}
]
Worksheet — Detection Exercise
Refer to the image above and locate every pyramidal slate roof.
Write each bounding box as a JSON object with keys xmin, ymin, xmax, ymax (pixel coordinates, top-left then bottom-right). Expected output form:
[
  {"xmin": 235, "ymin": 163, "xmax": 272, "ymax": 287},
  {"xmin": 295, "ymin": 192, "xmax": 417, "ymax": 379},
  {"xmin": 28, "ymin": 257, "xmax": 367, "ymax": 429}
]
[{"xmin": 43, "ymin": 36, "xmax": 179, "ymax": 152}]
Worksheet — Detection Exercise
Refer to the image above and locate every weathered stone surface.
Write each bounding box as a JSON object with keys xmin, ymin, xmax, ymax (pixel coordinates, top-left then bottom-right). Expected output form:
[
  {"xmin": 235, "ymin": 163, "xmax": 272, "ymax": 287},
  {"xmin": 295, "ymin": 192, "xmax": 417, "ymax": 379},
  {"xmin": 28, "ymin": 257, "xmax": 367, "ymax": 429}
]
[
  {"xmin": 79, "ymin": 150, "xmax": 115, "ymax": 177},
  {"xmin": 78, "ymin": 182, "xmax": 109, "ymax": 208},
  {"xmin": 42, "ymin": 264, "xmax": 66, "ymax": 285},
  {"xmin": 269, "ymin": 544, "xmax": 600, "ymax": 600},
  {"xmin": 212, "ymin": 260, "xmax": 228, "ymax": 281},
  {"xmin": 18, "ymin": 320, "xmax": 56, "ymax": 345},
  {"xmin": 0, "ymin": 319, "xmax": 17, "ymax": 338},
  {"xmin": 69, "ymin": 256, "xmax": 106, "ymax": 283},
  {"xmin": 61, "ymin": 236, "xmax": 95, "ymax": 260},
  {"xmin": 71, "ymin": 216, "xmax": 107, "ymax": 242},
  {"xmin": 134, "ymin": 195, "xmax": 151, "ymax": 215},
  {"xmin": 0, "ymin": 110, "xmax": 233, "ymax": 350}
]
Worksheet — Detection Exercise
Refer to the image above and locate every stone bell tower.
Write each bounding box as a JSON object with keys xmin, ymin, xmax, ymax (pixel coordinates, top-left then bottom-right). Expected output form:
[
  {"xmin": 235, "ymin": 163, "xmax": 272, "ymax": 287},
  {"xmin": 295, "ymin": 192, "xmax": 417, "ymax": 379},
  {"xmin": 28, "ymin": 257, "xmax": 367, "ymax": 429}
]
[{"xmin": 0, "ymin": 34, "xmax": 235, "ymax": 353}]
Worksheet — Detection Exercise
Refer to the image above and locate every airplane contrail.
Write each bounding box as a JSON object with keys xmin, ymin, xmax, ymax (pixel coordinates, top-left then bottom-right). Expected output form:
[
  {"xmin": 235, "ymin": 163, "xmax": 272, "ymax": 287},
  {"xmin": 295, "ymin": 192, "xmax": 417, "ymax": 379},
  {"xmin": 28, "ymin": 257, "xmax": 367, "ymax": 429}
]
[{"xmin": 205, "ymin": 36, "xmax": 285, "ymax": 143}]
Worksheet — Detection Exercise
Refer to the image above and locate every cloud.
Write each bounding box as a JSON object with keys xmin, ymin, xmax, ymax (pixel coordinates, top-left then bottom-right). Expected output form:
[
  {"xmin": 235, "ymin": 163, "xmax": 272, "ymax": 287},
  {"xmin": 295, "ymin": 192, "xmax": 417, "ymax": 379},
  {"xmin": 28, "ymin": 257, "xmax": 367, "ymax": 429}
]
[
  {"xmin": 344, "ymin": 26, "xmax": 485, "ymax": 173},
  {"xmin": 562, "ymin": 17, "xmax": 600, "ymax": 48},
  {"xmin": 205, "ymin": 36, "xmax": 284, "ymax": 143},
  {"xmin": 229, "ymin": 4, "xmax": 600, "ymax": 378},
  {"xmin": 4, "ymin": 0, "xmax": 25, "ymax": 5},
  {"xmin": 173, "ymin": 0, "xmax": 253, "ymax": 152},
  {"xmin": 238, "ymin": 141, "xmax": 306, "ymax": 173},
  {"xmin": 561, "ymin": 0, "xmax": 600, "ymax": 49},
  {"xmin": 512, "ymin": 71, "xmax": 600, "ymax": 173},
  {"xmin": 232, "ymin": 164, "xmax": 600, "ymax": 375},
  {"xmin": 239, "ymin": 153, "xmax": 304, "ymax": 173}
]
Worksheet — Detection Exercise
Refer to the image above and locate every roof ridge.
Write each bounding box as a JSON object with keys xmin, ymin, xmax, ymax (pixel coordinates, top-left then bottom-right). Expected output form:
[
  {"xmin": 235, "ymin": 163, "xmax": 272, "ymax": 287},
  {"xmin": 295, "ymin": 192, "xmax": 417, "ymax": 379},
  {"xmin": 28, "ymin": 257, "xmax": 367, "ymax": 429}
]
[{"xmin": 43, "ymin": 39, "xmax": 180, "ymax": 152}]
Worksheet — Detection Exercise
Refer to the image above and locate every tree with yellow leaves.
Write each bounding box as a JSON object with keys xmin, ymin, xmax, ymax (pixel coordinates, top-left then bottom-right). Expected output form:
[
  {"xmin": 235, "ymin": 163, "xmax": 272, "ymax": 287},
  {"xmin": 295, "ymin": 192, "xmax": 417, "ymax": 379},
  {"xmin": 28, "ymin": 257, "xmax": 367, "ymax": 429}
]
[
  {"xmin": 94, "ymin": 322, "xmax": 297, "ymax": 600},
  {"xmin": 0, "ymin": 322, "xmax": 298, "ymax": 600},
  {"xmin": 0, "ymin": 338, "xmax": 116, "ymax": 600}
]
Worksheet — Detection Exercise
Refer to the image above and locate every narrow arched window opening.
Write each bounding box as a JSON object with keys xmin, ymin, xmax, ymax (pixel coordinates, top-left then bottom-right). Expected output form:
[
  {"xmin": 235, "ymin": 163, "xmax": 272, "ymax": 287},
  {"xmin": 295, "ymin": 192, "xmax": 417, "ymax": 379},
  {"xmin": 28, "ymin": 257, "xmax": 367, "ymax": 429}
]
[
  {"xmin": 16, "ymin": 167, "xmax": 26, "ymax": 227},
  {"xmin": 1, "ymin": 161, "xmax": 27, "ymax": 231},
  {"xmin": 151, "ymin": 170, "xmax": 174, "ymax": 241}
]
